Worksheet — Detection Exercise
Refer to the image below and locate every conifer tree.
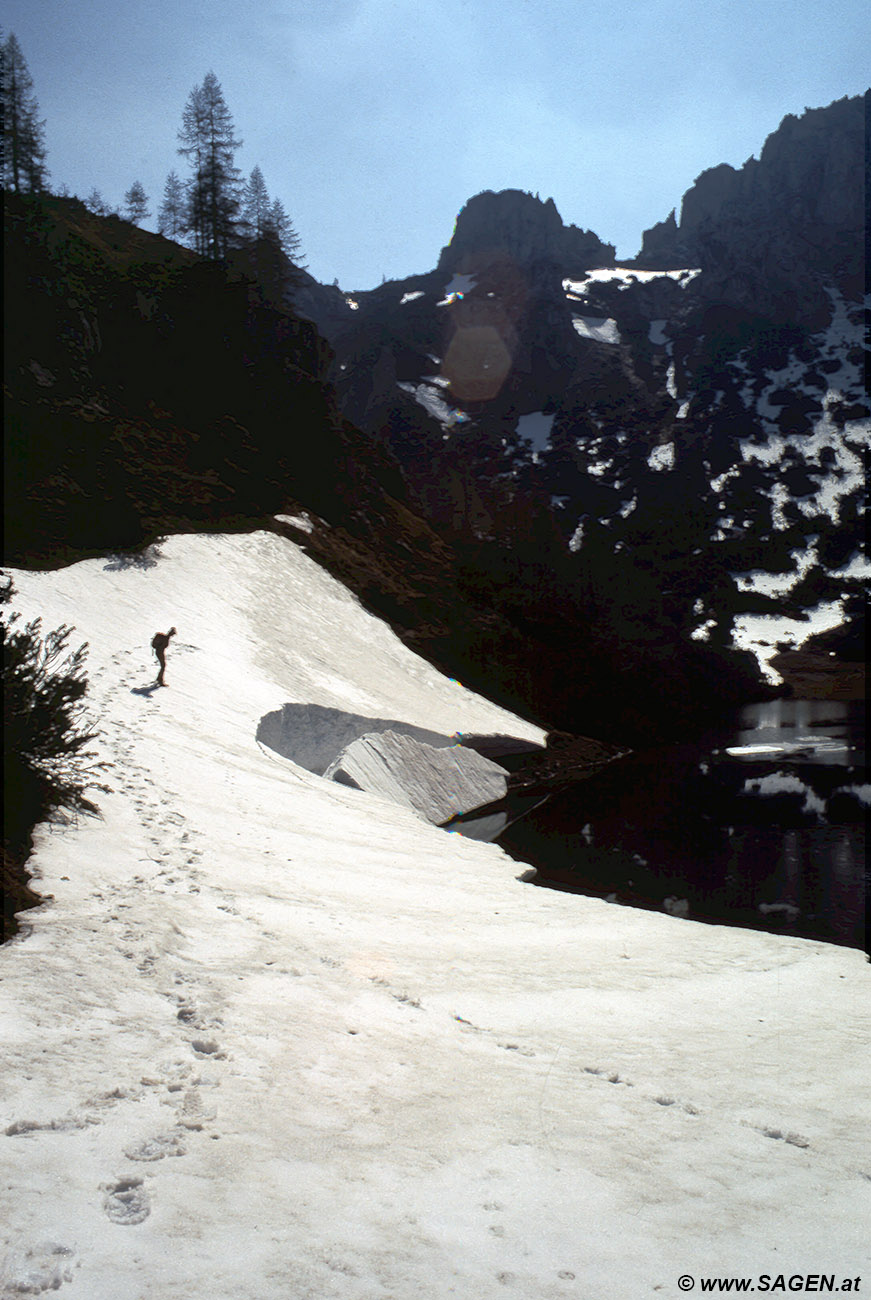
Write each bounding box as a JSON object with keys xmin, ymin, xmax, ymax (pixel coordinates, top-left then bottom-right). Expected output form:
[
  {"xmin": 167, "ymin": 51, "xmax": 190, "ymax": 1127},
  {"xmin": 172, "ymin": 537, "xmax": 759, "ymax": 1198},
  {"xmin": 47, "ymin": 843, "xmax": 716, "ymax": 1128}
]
[
  {"xmin": 265, "ymin": 195, "xmax": 304, "ymax": 264},
  {"xmin": 0, "ymin": 32, "xmax": 49, "ymax": 193},
  {"xmin": 2, "ymin": 577, "xmax": 107, "ymax": 856},
  {"xmin": 85, "ymin": 187, "xmax": 112, "ymax": 217},
  {"xmin": 177, "ymin": 71, "xmax": 242, "ymax": 259},
  {"xmin": 240, "ymin": 164, "xmax": 271, "ymax": 241},
  {"xmin": 156, "ymin": 169, "xmax": 186, "ymax": 239},
  {"xmin": 123, "ymin": 179, "xmax": 149, "ymax": 225}
]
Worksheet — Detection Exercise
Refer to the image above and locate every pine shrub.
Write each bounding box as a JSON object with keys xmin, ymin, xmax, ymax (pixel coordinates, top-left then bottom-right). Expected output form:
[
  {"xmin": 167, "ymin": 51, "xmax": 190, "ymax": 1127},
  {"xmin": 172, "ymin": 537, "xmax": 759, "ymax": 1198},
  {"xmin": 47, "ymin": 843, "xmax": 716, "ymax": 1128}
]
[{"xmin": 2, "ymin": 576, "xmax": 108, "ymax": 932}]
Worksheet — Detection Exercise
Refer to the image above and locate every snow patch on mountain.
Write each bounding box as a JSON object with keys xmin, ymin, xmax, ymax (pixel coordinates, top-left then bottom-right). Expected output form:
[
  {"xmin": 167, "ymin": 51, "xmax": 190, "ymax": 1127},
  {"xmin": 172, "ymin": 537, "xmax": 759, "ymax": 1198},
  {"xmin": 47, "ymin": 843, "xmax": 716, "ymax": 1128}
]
[
  {"xmin": 437, "ymin": 273, "xmax": 478, "ymax": 306},
  {"xmin": 397, "ymin": 380, "xmax": 470, "ymax": 428},
  {"xmin": 572, "ymin": 315, "xmax": 621, "ymax": 345},
  {"xmin": 733, "ymin": 539, "xmax": 820, "ymax": 597},
  {"xmin": 732, "ymin": 601, "xmax": 847, "ymax": 683},
  {"xmin": 563, "ymin": 267, "xmax": 700, "ymax": 295},
  {"xmin": 647, "ymin": 442, "xmax": 675, "ymax": 472},
  {"xmin": 516, "ymin": 411, "xmax": 555, "ymax": 453}
]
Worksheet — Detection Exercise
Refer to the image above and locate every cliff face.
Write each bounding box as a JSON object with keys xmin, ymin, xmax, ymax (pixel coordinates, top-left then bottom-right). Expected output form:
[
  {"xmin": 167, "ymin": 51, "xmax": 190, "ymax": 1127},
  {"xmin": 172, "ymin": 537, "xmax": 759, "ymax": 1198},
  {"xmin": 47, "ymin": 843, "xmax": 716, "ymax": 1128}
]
[
  {"xmin": 438, "ymin": 189, "xmax": 615, "ymax": 276},
  {"xmin": 638, "ymin": 95, "xmax": 866, "ymax": 318}
]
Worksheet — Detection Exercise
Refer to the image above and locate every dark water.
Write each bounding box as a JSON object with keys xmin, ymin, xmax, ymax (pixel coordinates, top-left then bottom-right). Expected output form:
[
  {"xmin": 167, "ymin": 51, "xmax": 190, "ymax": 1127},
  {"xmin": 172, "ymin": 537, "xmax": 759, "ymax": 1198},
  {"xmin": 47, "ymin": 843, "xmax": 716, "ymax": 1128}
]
[{"xmin": 456, "ymin": 700, "xmax": 868, "ymax": 952}]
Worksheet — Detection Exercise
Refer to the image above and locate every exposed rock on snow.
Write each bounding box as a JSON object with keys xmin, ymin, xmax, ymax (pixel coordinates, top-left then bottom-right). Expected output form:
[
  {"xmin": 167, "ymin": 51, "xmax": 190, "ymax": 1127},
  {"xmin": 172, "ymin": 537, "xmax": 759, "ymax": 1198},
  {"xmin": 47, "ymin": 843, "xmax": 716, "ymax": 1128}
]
[{"xmin": 324, "ymin": 729, "xmax": 509, "ymax": 823}]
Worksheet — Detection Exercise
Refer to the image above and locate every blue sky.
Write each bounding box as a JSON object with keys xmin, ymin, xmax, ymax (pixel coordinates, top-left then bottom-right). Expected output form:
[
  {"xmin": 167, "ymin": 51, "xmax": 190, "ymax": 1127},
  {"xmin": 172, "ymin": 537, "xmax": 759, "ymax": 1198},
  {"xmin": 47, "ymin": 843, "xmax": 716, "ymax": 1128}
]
[{"xmin": 2, "ymin": 0, "xmax": 868, "ymax": 289}]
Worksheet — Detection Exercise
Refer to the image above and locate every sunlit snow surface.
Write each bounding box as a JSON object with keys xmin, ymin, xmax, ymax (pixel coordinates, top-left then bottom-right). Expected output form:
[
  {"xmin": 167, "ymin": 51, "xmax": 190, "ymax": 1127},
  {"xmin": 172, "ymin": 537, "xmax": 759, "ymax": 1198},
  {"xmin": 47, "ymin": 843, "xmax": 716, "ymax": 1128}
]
[
  {"xmin": 647, "ymin": 441, "xmax": 675, "ymax": 472},
  {"xmin": 564, "ymin": 267, "xmax": 701, "ymax": 295},
  {"xmin": 397, "ymin": 380, "xmax": 470, "ymax": 427},
  {"xmin": 733, "ymin": 289, "xmax": 869, "ymax": 527},
  {"xmin": 571, "ymin": 315, "xmax": 621, "ymax": 345},
  {"xmin": 731, "ymin": 602, "xmax": 848, "ymax": 683},
  {"xmin": 1, "ymin": 531, "xmax": 868, "ymax": 1300}
]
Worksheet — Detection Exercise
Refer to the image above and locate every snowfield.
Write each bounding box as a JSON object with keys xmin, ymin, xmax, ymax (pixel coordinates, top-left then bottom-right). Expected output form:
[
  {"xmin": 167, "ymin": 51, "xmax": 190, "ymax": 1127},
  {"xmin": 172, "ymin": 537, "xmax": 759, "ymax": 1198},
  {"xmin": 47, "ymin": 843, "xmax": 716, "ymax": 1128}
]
[{"xmin": 2, "ymin": 530, "xmax": 868, "ymax": 1300}]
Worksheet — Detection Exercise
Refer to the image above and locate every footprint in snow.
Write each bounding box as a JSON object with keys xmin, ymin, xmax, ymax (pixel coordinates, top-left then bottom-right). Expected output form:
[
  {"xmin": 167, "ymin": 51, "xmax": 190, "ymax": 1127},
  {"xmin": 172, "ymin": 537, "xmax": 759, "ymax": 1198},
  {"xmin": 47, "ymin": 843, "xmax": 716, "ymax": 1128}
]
[
  {"xmin": 0, "ymin": 1241, "xmax": 76, "ymax": 1293},
  {"xmin": 759, "ymin": 1126, "xmax": 810, "ymax": 1148},
  {"xmin": 125, "ymin": 1133, "xmax": 186, "ymax": 1162},
  {"xmin": 102, "ymin": 1176, "xmax": 151, "ymax": 1225}
]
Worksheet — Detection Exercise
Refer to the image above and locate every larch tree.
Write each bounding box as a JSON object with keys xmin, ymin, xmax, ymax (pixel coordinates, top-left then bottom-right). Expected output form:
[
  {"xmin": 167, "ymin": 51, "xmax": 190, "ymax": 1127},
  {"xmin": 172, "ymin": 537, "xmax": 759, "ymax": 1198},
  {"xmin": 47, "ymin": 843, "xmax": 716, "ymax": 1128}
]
[
  {"xmin": 123, "ymin": 180, "xmax": 150, "ymax": 225},
  {"xmin": 238, "ymin": 182, "xmax": 306, "ymax": 303},
  {"xmin": 1, "ymin": 32, "xmax": 49, "ymax": 193},
  {"xmin": 240, "ymin": 165, "xmax": 271, "ymax": 242},
  {"xmin": 85, "ymin": 188, "xmax": 112, "ymax": 217},
  {"xmin": 156, "ymin": 169, "xmax": 186, "ymax": 239},
  {"xmin": 265, "ymin": 195, "xmax": 304, "ymax": 265},
  {"xmin": 177, "ymin": 71, "xmax": 242, "ymax": 259}
]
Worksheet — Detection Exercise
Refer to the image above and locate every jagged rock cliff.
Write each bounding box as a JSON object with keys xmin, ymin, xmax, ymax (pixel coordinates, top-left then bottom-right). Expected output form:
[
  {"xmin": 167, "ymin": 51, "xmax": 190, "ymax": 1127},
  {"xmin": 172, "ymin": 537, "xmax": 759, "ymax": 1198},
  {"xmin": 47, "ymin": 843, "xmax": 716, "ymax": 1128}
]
[
  {"xmin": 637, "ymin": 95, "xmax": 865, "ymax": 319},
  {"xmin": 438, "ymin": 189, "xmax": 615, "ymax": 276}
]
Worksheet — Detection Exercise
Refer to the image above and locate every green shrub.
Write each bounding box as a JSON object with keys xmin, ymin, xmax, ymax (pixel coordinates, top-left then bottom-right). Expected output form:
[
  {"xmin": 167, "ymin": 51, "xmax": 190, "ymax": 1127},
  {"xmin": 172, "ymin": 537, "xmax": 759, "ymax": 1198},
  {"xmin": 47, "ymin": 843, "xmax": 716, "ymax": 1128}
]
[{"xmin": 2, "ymin": 576, "xmax": 108, "ymax": 928}]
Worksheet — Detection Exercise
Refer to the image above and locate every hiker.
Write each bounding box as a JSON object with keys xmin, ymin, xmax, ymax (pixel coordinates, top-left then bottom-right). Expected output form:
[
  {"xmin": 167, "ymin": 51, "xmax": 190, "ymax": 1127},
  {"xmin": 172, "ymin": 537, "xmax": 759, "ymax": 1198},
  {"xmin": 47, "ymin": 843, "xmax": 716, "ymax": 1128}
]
[{"xmin": 151, "ymin": 627, "xmax": 177, "ymax": 686}]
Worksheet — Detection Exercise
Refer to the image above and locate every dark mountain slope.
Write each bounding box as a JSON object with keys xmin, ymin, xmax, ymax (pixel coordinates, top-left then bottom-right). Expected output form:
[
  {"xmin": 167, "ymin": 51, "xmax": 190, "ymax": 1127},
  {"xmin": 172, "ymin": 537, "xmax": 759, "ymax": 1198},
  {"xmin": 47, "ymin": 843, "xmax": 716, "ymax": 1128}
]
[
  {"xmin": 3, "ymin": 193, "xmax": 762, "ymax": 747},
  {"xmin": 300, "ymin": 95, "xmax": 867, "ymax": 700}
]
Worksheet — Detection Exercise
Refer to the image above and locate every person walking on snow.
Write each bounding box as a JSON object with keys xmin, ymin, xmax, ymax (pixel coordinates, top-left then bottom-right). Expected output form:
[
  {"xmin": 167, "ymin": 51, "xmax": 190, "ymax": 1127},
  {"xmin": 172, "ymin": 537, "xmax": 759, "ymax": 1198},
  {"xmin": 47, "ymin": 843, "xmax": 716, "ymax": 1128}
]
[{"xmin": 151, "ymin": 627, "xmax": 176, "ymax": 686}]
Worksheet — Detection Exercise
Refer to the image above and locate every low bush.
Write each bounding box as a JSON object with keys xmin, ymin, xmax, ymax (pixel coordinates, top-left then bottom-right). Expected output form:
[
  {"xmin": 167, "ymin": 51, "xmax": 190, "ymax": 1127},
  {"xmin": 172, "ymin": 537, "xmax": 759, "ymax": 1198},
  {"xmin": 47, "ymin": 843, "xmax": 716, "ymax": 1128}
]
[{"xmin": 2, "ymin": 575, "xmax": 108, "ymax": 936}]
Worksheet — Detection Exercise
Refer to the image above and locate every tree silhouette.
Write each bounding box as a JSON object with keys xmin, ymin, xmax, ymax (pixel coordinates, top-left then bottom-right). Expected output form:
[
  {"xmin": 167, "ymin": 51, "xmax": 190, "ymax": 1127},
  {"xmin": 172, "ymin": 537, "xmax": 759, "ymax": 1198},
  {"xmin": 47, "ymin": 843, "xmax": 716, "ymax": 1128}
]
[
  {"xmin": 124, "ymin": 179, "xmax": 150, "ymax": 225},
  {"xmin": 2, "ymin": 577, "xmax": 108, "ymax": 859},
  {"xmin": 0, "ymin": 32, "xmax": 49, "ymax": 193},
  {"xmin": 236, "ymin": 168, "xmax": 305, "ymax": 297},
  {"xmin": 177, "ymin": 70, "xmax": 242, "ymax": 259},
  {"xmin": 240, "ymin": 164, "xmax": 271, "ymax": 241},
  {"xmin": 157, "ymin": 169, "xmax": 186, "ymax": 239},
  {"xmin": 265, "ymin": 195, "xmax": 304, "ymax": 264},
  {"xmin": 85, "ymin": 187, "xmax": 114, "ymax": 217}
]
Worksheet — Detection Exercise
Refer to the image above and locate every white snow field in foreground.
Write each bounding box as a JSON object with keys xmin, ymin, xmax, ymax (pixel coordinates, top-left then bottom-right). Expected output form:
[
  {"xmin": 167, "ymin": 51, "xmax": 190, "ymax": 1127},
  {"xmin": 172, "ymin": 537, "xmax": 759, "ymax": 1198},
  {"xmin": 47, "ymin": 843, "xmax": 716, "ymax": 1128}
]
[{"xmin": 2, "ymin": 530, "xmax": 868, "ymax": 1300}]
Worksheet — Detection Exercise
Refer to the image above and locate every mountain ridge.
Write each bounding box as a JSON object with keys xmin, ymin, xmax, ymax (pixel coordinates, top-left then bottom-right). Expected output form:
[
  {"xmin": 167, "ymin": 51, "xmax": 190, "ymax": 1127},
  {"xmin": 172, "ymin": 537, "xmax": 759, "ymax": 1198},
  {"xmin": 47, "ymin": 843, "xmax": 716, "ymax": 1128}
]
[{"xmin": 301, "ymin": 93, "xmax": 866, "ymax": 698}]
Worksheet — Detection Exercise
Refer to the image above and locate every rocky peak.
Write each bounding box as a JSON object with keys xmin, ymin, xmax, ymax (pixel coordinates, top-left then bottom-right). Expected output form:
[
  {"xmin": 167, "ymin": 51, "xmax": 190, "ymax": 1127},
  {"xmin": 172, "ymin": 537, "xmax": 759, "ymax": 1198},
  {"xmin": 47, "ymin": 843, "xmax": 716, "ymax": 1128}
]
[
  {"xmin": 637, "ymin": 95, "xmax": 865, "ymax": 315},
  {"xmin": 438, "ymin": 189, "xmax": 615, "ymax": 277}
]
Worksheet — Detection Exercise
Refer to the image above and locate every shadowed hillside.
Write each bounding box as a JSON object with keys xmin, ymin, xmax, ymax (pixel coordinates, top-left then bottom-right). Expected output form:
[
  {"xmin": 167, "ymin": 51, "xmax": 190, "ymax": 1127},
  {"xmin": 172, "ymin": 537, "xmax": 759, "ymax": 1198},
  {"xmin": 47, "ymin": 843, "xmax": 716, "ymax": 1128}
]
[{"xmin": 4, "ymin": 192, "xmax": 765, "ymax": 753}]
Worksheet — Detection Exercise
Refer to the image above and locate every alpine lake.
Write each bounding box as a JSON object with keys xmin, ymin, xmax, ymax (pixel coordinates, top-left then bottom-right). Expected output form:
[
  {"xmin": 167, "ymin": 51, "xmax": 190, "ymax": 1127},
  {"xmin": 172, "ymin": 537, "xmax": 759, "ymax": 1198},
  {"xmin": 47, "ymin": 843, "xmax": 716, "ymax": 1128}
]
[{"xmin": 450, "ymin": 700, "xmax": 867, "ymax": 953}]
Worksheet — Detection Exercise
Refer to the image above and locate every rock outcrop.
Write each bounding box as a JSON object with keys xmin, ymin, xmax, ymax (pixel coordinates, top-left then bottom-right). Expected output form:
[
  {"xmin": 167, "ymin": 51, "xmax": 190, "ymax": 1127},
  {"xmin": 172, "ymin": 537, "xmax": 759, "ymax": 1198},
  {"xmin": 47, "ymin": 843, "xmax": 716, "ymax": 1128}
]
[
  {"xmin": 637, "ymin": 95, "xmax": 865, "ymax": 318},
  {"xmin": 438, "ymin": 189, "xmax": 615, "ymax": 276}
]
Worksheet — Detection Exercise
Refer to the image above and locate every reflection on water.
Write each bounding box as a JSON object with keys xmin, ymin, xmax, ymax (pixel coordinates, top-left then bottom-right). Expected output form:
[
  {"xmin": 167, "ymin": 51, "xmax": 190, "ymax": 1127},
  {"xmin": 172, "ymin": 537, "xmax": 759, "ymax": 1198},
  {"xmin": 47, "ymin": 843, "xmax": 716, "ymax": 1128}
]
[
  {"xmin": 463, "ymin": 701, "xmax": 868, "ymax": 951},
  {"xmin": 726, "ymin": 699, "xmax": 862, "ymax": 764}
]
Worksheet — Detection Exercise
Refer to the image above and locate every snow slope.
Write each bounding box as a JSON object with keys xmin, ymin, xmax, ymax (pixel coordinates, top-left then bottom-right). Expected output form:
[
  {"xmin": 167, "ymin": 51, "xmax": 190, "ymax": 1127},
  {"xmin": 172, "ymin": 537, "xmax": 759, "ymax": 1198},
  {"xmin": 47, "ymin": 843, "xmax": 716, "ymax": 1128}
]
[{"xmin": 2, "ymin": 531, "xmax": 868, "ymax": 1300}]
